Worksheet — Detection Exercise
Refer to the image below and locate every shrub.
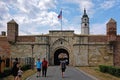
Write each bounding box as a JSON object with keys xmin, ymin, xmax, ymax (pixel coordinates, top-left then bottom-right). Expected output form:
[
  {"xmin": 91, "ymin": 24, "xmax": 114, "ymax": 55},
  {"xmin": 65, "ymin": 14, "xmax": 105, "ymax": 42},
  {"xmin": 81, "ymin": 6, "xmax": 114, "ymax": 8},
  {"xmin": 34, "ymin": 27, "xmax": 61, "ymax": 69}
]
[
  {"xmin": 99, "ymin": 65, "xmax": 108, "ymax": 73},
  {"xmin": 0, "ymin": 68, "xmax": 11, "ymax": 78},
  {"xmin": 99, "ymin": 65, "xmax": 120, "ymax": 77},
  {"xmin": 108, "ymin": 66, "xmax": 116, "ymax": 75},
  {"xmin": 114, "ymin": 68, "xmax": 120, "ymax": 77},
  {"xmin": 0, "ymin": 64, "xmax": 31, "ymax": 78},
  {"xmin": 21, "ymin": 64, "xmax": 31, "ymax": 71}
]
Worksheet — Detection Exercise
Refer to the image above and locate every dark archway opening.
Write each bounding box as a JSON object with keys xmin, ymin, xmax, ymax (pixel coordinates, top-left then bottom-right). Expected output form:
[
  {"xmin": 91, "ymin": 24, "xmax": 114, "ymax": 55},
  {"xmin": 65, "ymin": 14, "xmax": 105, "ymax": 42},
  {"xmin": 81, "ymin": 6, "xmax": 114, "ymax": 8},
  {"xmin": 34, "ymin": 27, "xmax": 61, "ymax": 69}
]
[{"xmin": 54, "ymin": 48, "xmax": 69, "ymax": 65}]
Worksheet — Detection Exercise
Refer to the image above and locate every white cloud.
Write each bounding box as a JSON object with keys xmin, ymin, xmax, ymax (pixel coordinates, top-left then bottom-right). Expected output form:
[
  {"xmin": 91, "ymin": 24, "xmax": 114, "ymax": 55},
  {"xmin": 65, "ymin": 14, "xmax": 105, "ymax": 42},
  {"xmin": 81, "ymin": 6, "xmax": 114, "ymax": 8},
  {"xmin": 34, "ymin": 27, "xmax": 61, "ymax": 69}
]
[
  {"xmin": 16, "ymin": 11, "xmax": 60, "ymax": 35},
  {"xmin": 65, "ymin": 0, "xmax": 94, "ymax": 15},
  {"xmin": 0, "ymin": 0, "xmax": 59, "ymax": 35},
  {"xmin": 90, "ymin": 22, "xmax": 106, "ymax": 35},
  {"xmin": 0, "ymin": 1, "xmax": 10, "ymax": 33},
  {"xmin": 38, "ymin": 0, "xmax": 57, "ymax": 10},
  {"xmin": 100, "ymin": 0, "xmax": 117, "ymax": 10},
  {"xmin": 67, "ymin": 25, "xmax": 81, "ymax": 34},
  {"xmin": 1, "ymin": 0, "xmax": 119, "ymax": 35}
]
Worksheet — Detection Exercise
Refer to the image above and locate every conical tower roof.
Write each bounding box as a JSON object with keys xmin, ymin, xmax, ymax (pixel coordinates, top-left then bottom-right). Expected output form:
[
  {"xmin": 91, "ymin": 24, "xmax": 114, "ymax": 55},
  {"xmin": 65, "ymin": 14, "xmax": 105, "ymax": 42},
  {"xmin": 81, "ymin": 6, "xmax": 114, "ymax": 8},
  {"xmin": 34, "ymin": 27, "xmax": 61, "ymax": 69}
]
[
  {"xmin": 108, "ymin": 18, "xmax": 116, "ymax": 23},
  {"xmin": 82, "ymin": 8, "xmax": 88, "ymax": 18},
  {"xmin": 7, "ymin": 19, "xmax": 17, "ymax": 24}
]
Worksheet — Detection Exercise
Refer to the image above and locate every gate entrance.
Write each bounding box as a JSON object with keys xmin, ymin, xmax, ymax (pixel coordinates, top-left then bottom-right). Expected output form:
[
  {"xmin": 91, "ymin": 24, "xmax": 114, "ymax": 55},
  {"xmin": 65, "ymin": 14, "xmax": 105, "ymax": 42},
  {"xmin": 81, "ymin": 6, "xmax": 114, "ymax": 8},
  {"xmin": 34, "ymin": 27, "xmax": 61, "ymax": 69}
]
[{"xmin": 54, "ymin": 48, "xmax": 69, "ymax": 65}]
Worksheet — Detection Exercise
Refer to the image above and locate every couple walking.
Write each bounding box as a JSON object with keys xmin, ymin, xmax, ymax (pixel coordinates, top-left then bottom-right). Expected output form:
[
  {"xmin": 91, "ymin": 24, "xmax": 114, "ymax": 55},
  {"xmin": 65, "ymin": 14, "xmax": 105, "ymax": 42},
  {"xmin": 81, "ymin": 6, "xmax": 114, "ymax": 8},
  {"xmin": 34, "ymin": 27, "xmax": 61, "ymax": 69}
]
[{"xmin": 36, "ymin": 58, "xmax": 48, "ymax": 77}]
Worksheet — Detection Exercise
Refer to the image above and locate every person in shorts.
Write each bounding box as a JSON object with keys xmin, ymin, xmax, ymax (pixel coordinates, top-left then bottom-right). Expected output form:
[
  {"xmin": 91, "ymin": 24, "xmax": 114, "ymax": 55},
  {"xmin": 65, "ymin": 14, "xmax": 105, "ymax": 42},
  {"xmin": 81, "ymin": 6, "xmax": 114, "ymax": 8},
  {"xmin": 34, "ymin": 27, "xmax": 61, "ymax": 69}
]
[
  {"xmin": 36, "ymin": 58, "xmax": 42, "ymax": 77},
  {"xmin": 60, "ymin": 58, "xmax": 66, "ymax": 78}
]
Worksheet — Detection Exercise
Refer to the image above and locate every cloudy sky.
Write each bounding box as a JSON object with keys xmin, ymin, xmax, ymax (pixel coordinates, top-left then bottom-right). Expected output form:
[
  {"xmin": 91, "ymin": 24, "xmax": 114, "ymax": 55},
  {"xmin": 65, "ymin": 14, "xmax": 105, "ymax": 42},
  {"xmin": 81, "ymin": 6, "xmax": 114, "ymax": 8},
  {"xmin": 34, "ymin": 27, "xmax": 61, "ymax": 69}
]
[{"xmin": 0, "ymin": 0, "xmax": 120, "ymax": 35}]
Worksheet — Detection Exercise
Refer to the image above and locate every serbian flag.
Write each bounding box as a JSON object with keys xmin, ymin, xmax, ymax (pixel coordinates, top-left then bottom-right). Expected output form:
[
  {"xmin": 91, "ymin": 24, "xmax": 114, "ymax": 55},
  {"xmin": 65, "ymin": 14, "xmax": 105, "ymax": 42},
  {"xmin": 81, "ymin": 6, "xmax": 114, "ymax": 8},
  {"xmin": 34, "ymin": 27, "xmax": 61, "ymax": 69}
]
[{"xmin": 58, "ymin": 10, "xmax": 62, "ymax": 19}]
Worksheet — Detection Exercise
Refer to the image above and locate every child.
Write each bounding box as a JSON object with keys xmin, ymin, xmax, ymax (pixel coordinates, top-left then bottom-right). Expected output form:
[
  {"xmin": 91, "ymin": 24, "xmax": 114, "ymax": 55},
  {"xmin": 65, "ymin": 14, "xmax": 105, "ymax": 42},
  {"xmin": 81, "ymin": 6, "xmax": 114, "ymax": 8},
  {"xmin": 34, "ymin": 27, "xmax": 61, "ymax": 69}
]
[{"xmin": 17, "ymin": 66, "xmax": 23, "ymax": 80}]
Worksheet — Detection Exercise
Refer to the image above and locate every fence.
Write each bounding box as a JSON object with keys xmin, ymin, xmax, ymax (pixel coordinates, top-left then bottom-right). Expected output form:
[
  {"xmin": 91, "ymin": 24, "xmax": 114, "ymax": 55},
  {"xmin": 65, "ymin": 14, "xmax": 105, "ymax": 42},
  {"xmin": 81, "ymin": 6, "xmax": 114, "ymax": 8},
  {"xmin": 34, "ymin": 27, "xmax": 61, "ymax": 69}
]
[{"xmin": 0, "ymin": 56, "xmax": 34, "ymax": 73}]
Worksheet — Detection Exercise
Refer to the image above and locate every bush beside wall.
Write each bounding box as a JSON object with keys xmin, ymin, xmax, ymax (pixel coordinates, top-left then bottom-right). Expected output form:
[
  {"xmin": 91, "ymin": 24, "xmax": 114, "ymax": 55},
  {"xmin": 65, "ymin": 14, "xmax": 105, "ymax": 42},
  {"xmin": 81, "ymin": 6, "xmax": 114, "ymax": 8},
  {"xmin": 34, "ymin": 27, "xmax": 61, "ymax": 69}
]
[
  {"xmin": 99, "ymin": 65, "xmax": 120, "ymax": 77},
  {"xmin": 0, "ymin": 64, "xmax": 31, "ymax": 78}
]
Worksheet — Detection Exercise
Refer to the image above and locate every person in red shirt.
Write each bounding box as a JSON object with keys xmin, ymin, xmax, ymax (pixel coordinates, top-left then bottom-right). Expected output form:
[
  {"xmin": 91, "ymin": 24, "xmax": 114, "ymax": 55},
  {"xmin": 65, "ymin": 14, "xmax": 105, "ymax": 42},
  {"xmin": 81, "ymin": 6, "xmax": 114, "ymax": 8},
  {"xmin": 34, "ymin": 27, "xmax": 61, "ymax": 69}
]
[{"xmin": 42, "ymin": 58, "xmax": 48, "ymax": 77}]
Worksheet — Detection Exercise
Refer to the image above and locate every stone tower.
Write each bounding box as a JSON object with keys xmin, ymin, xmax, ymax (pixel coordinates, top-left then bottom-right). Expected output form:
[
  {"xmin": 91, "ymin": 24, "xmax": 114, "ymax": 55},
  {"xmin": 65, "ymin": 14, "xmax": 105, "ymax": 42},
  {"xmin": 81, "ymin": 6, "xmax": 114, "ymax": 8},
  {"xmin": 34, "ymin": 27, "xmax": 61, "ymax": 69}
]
[
  {"xmin": 106, "ymin": 18, "xmax": 117, "ymax": 42},
  {"xmin": 7, "ymin": 19, "xmax": 18, "ymax": 43},
  {"xmin": 107, "ymin": 18, "xmax": 120, "ymax": 66},
  {"xmin": 81, "ymin": 9, "xmax": 89, "ymax": 35}
]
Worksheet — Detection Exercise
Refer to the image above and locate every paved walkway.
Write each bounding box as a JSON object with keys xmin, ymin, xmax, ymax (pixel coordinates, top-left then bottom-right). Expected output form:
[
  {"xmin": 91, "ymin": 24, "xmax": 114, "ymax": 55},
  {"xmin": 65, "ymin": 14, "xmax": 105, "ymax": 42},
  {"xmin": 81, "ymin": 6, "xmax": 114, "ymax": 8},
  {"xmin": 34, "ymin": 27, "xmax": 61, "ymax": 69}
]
[{"xmin": 26, "ymin": 66, "xmax": 98, "ymax": 80}]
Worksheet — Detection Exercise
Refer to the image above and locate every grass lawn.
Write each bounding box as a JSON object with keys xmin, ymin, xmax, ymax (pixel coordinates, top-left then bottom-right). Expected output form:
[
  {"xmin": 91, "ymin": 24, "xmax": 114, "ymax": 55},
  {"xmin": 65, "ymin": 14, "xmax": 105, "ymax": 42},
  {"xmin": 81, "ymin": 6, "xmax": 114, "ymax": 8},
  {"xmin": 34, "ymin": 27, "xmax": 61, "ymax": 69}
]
[
  {"xmin": 79, "ymin": 67, "xmax": 120, "ymax": 80},
  {"xmin": 2, "ymin": 69, "xmax": 36, "ymax": 80}
]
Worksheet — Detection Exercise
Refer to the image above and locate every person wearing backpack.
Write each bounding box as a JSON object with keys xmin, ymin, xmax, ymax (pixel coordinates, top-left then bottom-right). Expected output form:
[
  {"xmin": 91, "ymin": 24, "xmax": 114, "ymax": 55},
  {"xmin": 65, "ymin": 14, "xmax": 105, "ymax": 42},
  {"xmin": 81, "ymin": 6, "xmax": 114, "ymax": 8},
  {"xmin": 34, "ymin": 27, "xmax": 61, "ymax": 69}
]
[
  {"xmin": 42, "ymin": 58, "xmax": 48, "ymax": 77},
  {"xmin": 60, "ymin": 58, "xmax": 66, "ymax": 78}
]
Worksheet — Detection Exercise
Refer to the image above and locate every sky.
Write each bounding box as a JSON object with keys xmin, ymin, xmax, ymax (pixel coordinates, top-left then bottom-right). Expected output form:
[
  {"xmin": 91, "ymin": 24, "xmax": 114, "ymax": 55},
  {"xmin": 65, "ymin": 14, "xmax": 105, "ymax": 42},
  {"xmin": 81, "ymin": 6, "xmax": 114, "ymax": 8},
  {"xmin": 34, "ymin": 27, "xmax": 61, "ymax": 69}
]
[{"xmin": 0, "ymin": 0, "xmax": 120, "ymax": 35}]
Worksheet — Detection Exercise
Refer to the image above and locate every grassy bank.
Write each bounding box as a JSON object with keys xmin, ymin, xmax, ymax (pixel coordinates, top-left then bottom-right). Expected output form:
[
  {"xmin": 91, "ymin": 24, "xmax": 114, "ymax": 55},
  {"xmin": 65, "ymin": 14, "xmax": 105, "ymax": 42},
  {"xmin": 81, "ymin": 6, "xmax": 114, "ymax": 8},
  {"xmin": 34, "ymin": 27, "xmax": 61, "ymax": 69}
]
[
  {"xmin": 79, "ymin": 67, "xmax": 120, "ymax": 80},
  {"xmin": 2, "ymin": 69, "xmax": 36, "ymax": 80}
]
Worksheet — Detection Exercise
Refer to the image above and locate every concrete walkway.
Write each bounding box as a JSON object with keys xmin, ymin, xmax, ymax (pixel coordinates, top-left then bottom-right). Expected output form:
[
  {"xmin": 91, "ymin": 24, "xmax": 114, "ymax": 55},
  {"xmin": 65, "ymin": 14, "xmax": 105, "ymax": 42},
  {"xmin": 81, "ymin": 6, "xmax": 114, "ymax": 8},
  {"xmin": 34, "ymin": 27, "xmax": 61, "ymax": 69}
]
[{"xmin": 26, "ymin": 66, "xmax": 98, "ymax": 80}]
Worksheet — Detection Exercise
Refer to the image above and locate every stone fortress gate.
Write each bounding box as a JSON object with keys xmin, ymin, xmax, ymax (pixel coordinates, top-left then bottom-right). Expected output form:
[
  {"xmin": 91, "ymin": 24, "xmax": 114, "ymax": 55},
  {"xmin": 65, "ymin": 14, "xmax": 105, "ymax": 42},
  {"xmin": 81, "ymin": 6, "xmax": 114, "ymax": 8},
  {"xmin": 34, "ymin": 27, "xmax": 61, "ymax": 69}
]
[{"xmin": 0, "ymin": 9, "xmax": 120, "ymax": 67}]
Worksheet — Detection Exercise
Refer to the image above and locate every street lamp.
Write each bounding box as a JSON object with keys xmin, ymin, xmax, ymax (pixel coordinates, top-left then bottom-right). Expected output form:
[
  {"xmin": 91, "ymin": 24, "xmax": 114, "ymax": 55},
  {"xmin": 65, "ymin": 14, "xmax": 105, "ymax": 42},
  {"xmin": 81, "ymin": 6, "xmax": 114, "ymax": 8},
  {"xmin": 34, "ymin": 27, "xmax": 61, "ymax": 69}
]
[{"xmin": 31, "ymin": 44, "xmax": 34, "ymax": 69}]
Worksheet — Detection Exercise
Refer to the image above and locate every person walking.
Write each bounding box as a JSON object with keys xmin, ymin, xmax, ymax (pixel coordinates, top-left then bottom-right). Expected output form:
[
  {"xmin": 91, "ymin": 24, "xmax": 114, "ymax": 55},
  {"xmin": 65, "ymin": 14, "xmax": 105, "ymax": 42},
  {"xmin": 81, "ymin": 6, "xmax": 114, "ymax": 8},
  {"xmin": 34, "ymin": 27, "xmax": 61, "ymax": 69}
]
[
  {"xmin": 60, "ymin": 58, "xmax": 66, "ymax": 78},
  {"xmin": 11, "ymin": 58, "xmax": 19, "ymax": 80},
  {"xmin": 42, "ymin": 58, "xmax": 48, "ymax": 77},
  {"xmin": 17, "ymin": 65, "xmax": 23, "ymax": 80},
  {"xmin": 36, "ymin": 58, "xmax": 42, "ymax": 78}
]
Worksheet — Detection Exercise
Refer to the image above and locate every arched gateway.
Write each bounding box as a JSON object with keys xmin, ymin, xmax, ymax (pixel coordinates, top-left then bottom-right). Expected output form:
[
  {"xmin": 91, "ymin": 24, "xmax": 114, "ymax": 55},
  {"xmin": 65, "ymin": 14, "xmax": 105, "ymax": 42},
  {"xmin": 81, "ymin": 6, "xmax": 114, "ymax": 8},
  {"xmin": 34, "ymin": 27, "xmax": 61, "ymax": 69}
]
[{"xmin": 54, "ymin": 48, "xmax": 69, "ymax": 65}]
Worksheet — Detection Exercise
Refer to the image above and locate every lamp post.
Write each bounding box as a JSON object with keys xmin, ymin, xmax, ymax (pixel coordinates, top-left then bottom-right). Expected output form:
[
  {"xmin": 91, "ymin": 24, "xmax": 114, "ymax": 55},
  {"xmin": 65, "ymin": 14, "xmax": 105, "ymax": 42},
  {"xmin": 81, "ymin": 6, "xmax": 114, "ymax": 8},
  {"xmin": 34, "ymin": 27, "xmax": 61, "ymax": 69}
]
[{"xmin": 31, "ymin": 44, "xmax": 34, "ymax": 69}]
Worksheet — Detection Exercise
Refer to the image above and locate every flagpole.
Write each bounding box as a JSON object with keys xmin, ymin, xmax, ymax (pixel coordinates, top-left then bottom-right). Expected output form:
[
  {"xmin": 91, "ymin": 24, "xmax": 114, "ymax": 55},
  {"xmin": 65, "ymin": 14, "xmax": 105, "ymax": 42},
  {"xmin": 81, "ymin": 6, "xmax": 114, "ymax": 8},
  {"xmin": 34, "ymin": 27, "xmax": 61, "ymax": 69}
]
[
  {"xmin": 58, "ymin": 9, "xmax": 62, "ymax": 31},
  {"xmin": 61, "ymin": 9, "xmax": 62, "ymax": 31}
]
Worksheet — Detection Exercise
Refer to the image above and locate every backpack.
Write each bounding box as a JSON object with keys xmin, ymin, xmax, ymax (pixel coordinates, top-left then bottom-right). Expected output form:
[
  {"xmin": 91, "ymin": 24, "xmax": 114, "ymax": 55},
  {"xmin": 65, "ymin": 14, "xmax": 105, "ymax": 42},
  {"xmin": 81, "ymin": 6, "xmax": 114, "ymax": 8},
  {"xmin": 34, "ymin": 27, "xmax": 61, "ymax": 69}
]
[{"xmin": 61, "ymin": 61, "xmax": 66, "ymax": 69}]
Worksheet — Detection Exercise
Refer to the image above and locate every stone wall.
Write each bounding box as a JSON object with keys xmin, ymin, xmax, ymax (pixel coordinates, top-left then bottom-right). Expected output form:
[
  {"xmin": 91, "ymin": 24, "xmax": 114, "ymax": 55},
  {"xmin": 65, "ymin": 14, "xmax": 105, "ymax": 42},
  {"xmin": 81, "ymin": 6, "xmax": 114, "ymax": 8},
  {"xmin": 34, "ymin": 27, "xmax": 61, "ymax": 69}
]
[
  {"xmin": 73, "ymin": 35, "xmax": 113, "ymax": 66},
  {"xmin": 73, "ymin": 36, "xmax": 89, "ymax": 66},
  {"xmin": 88, "ymin": 44, "xmax": 113, "ymax": 66},
  {"xmin": 17, "ymin": 36, "xmax": 35, "ymax": 42},
  {"xmin": 0, "ymin": 31, "xmax": 119, "ymax": 66},
  {"xmin": 114, "ymin": 41, "xmax": 120, "ymax": 66},
  {"xmin": 73, "ymin": 45, "xmax": 89, "ymax": 66},
  {"xmin": 89, "ymin": 35, "xmax": 107, "ymax": 42},
  {"xmin": 10, "ymin": 43, "xmax": 49, "ymax": 62},
  {"xmin": 0, "ymin": 37, "xmax": 10, "ymax": 57}
]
